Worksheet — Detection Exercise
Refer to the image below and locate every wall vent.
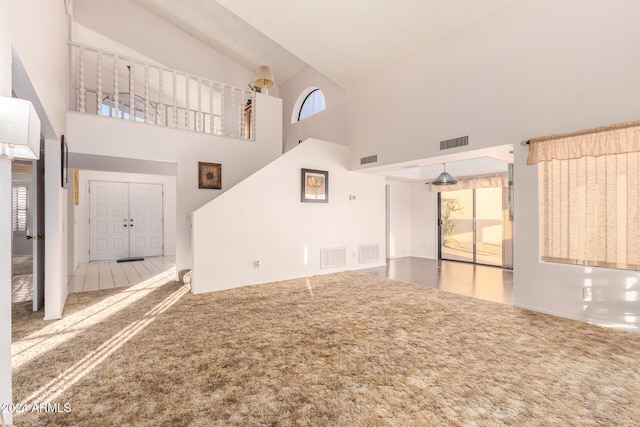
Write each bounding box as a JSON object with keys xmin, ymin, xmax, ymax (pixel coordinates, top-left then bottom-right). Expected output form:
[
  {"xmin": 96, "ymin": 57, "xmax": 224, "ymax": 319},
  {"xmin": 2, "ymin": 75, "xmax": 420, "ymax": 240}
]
[
  {"xmin": 358, "ymin": 243, "xmax": 380, "ymax": 264},
  {"xmin": 360, "ymin": 155, "xmax": 378, "ymax": 165},
  {"xmin": 440, "ymin": 136, "xmax": 469, "ymax": 150},
  {"xmin": 320, "ymin": 247, "xmax": 346, "ymax": 269}
]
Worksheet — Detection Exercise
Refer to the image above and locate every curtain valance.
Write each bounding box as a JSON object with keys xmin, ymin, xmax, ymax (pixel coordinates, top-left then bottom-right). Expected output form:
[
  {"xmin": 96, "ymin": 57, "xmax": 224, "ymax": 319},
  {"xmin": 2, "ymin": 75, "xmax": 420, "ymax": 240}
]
[
  {"xmin": 428, "ymin": 173, "xmax": 508, "ymax": 192},
  {"xmin": 527, "ymin": 120, "xmax": 640, "ymax": 165}
]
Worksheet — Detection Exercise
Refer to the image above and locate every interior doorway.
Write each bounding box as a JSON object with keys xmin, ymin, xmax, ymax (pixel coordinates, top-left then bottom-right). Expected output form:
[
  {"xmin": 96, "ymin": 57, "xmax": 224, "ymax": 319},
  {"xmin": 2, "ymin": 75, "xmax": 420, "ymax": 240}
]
[
  {"xmin": 439, "ymin": 186, "xmax": 512, "ymax": 268},
  {"xmin": 10, "ymin": 139, "xmax": 45, "ymax": 309},
  {"xmin": 89, "ymin": 181, "xmax": 164, "ymax": 261}
]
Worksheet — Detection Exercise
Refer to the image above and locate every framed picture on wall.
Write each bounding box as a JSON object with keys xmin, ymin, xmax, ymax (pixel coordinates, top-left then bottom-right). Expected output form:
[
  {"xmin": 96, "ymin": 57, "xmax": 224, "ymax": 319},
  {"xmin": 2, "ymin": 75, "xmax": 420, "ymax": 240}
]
[
  {"xmin": 198, "ymin": 162, "xmax": 222, "ymax": 189},
  {"xmin": 301, "ymin": 168, "xmax": 329, "ymax": 203}
]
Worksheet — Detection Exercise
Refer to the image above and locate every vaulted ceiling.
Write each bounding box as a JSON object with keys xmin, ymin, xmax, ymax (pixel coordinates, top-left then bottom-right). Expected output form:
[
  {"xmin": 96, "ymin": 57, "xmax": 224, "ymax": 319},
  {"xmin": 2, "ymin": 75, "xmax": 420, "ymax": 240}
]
[{"xmin": 131, "ymin": 0, "xmax": 518, "ymax": 88}]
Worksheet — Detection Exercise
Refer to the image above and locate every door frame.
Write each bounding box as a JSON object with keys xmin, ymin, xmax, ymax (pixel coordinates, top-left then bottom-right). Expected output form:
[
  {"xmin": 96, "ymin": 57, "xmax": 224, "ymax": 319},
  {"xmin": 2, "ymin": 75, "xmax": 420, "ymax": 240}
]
[{"xmin": 32, "ymin": 138, "xmax": 45, "ymax": 311}]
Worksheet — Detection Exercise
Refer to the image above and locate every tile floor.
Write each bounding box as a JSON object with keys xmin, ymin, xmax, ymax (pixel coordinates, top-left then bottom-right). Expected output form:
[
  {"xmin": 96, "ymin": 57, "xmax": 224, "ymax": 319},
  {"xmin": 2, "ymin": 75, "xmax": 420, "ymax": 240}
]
[
  {"xmin": 68, "ymin": 256, "xmax": 177, "ymax": 293},
  {"xmin": 359, "ymin": 257, "xmax": 513, "ymax": 305},
  {"xmin": 11, "ymin": 256, "xmax": 176, "ymax": 303}
]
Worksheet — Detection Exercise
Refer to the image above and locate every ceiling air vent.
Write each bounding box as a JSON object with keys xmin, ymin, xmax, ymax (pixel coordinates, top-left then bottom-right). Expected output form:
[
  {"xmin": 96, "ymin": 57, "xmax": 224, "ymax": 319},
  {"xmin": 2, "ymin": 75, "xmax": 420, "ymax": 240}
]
[
  {"xmin": 360, "ymin": 154, "xmax": 378, "ymax": 165},
  {"xmin": 440, "ymin": 136, "xmax": 469, "ymax": 150}
]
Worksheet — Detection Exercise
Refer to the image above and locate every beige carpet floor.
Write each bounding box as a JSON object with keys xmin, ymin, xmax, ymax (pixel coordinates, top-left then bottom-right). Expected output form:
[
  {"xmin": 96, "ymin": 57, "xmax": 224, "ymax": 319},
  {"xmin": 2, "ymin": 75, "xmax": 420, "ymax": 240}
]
[{"xmin": 11, "ymin": 271, "xmax": 640, "ymax": 426}]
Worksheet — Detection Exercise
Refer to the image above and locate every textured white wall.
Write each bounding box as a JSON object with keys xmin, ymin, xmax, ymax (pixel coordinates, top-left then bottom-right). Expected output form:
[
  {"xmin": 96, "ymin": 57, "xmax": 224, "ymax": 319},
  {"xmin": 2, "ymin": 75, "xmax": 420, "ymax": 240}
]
[
  {"xmin": 192, "ymin": 139, "xmax": 386, "ymax": 293},
  {"xmin": 348, "ymin": 0, "xmax": 640, "ymax": 330}
]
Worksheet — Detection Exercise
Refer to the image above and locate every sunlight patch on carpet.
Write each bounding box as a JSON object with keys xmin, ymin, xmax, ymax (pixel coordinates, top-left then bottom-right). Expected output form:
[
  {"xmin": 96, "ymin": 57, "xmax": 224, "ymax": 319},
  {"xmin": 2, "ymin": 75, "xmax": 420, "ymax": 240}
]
[
  {"xmin": 305, "ymin": 278, "xmax": 314, "ymax": 297},
  {"xmin": 12, "ymin": 267, "xmax": 176, "ymax": 371},
  {"xmin": 22, "ymin": 284, "xmax": 189, "ymax": 406}
]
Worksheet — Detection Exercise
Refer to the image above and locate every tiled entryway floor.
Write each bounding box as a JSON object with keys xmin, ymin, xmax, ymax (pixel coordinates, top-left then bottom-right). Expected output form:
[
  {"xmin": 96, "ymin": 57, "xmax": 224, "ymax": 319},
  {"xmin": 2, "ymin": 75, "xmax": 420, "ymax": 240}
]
[
  {"xmin": 11, "ymin": 256, "xmax": 176, "ymax": 303},
  {"xmin": 68, "ymin": 256, "xmax": 176, "ymax": 293}
]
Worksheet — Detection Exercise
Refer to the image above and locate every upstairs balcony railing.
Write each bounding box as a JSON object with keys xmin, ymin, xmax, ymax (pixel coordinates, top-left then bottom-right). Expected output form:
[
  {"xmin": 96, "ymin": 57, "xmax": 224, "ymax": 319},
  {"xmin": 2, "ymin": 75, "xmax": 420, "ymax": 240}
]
[{"xmin": 69, "ymin": 42, "xmax": 255, "ymax": 140}]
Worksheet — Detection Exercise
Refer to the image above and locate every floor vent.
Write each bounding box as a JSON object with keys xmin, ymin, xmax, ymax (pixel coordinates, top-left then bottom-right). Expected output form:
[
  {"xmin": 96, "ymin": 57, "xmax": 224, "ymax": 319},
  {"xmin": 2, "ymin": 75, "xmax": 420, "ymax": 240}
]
[
  {"xmin": 320, "ymin": 247, "xmax": 346, "ymax": 269},
  {"xmin": 360, "ymin": 155, "xmax": 378, "ymax": 165},
  {"xmin": 440, "ymin": 136, "xmax": 469, "ymax": 150},
  {"xmin": 358, "ymin": 243, "xmax": 380, "ymax": 264}
]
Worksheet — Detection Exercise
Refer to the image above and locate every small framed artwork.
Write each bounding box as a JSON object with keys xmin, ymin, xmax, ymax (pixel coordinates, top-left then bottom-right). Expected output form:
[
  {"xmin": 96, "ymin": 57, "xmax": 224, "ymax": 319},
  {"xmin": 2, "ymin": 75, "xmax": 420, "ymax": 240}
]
[
  {"xmin": 301, "ymin": 168, "xmax": 329, "ymax": 203},
  {"xmin": 198, "ymin": 162, "xmax": 222, "ymax": 189},
  {"xmin": 60, "ymin": 135, "xmax": 68, "ymax": 188}
]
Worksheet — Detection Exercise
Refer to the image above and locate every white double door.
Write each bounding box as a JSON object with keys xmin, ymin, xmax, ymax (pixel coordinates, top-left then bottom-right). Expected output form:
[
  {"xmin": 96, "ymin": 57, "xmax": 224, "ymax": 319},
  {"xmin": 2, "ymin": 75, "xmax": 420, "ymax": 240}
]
[{"xmin": 89, "ymin": 181, "xmax": 163, "ymax": 261}]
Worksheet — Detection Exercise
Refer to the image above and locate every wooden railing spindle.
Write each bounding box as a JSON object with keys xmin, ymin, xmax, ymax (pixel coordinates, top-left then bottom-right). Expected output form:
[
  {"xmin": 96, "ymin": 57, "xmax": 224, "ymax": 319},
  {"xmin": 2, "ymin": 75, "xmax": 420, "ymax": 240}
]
[
  {"xmin": 144, "ymin": 63, "xmax": 150, "ymax": 123},
  {"xmin": 96, "ymin": 51, "xmax": 103, "ymax": 116},
  {"xmin": 129, "ymin": 62, "xmax": 135, "ymax": 121},
  {"xmin": 78, "ymin": 46, "xmax": 86, "ymax": 113},
  {"xmin": 113, "ymin": 56, "xmax": 120, "ymax": 118}
]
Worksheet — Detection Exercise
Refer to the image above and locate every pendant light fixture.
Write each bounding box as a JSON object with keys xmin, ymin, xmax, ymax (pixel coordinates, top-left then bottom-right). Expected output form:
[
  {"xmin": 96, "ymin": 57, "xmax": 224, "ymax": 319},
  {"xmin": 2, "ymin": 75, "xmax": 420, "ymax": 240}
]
[{"xmin": 431, "ymin": 163, "xmax": 457, "ymax": 186}]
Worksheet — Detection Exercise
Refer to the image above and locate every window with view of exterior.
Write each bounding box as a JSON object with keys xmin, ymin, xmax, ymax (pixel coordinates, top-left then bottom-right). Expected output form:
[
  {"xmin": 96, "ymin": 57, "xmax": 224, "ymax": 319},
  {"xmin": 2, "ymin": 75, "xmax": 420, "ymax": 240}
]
[
  {"xmin": 12, "ymin": 185, "xmax": 28, "ymax": 232},
  {"xmin": 297, "ymin": 89, "xmax": 326, "ymax": 121},
  {"xmin": 528, "ymin": 121, "xmax": 640, "ymax": 270}
]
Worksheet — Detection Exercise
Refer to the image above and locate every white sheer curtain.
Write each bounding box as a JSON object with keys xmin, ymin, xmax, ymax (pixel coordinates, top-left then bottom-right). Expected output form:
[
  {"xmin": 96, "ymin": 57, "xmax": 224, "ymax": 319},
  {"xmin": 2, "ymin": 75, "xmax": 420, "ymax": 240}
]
[{"xmin": 529, "ymin": 121, "xmax": 640, "ymax": 270}]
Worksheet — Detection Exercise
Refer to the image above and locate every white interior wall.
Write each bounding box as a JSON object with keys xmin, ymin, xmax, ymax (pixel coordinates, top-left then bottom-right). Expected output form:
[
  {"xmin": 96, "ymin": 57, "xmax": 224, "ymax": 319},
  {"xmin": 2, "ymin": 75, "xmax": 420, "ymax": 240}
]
[
  {"xmin": 74, "ymin": 170, "xmax": 177, "ymax": 266},
  {"xmin": 43, "ymin": 138, "xmax": 69, "ymax": 319},
  {"xmin": 66, "ymin": 93, "xmax": 282, "ymax": 274},
  {"xmin": 348, "ymin": 0, "xmax": 640, "ymax": 171},
  {"xmin": 73, "ymin": 23, "xmax": 160, "ymax": 66},
  {"xmin": 73, "ymin": 0, "xmax": 255, "ymax": 91},
  {"xmin": 192, "ymin": 139, "xmax": 386, "ymax": 293},
  {"xmin": 0, "ymin": 159, "xmax": 12, "ymax": 422},
  {"xmin": 279, "ymin": 66, "xmax": 347, "ymax": 152},
  {"xmin": 409, "ymin": 181, "xmax": 438, "ymax": 259},
  {"xmin": 386, "ymin": 180, "xmax": 411, "ymax": 258},
  {"xmin": 349, "ymin": 0, "xmax": 640, "ymax": 330},
  {"xmin": 10, "ymin": 0, "xmax": 67, "ymax": 138},
  {"xmin": 386, "ymin": 179, "xmax": 440, "ymax": 261}
]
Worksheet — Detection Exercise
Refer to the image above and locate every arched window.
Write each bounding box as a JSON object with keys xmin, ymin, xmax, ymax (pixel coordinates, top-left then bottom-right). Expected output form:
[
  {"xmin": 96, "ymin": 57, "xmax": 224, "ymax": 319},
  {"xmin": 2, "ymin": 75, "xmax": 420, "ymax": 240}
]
[{"xmin": 296, "ymin": 88, "xmax": 326, "ymax": 122}]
